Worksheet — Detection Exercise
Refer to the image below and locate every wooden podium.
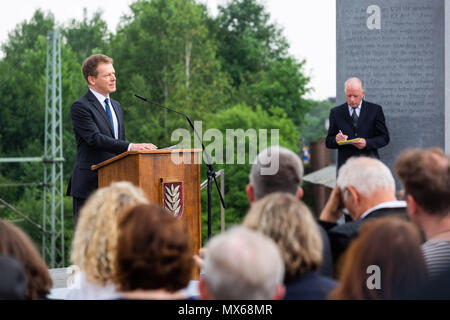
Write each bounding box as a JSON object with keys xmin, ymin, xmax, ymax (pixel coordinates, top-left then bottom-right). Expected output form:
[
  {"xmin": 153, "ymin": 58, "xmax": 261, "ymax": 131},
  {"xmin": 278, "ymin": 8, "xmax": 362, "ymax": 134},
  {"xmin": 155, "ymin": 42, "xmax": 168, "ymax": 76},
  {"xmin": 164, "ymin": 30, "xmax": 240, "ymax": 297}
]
[{"xmin": 91, "ymin": 149, "xmax": 202, "ymax": 277}]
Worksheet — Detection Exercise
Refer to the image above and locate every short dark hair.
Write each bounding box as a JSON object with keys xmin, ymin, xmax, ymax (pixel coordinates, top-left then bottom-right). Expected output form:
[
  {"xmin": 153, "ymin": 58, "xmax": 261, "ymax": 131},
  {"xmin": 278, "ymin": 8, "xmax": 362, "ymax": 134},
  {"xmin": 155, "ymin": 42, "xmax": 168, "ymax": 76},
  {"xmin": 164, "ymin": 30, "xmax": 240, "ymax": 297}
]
[
  {"xmin": 115, "ymin": 204, "xmax": 193, "ymax": 292},
  {"xmin": 250, "ymin": 146, "xmax": 303, "ymax": 200},
  {"xmin": 81, "ymin": 54, "xmax": 113, "ymax": 84},
  {"xmin": 395, "ymin": 147, "xmax": 450, "ymax": 216}
]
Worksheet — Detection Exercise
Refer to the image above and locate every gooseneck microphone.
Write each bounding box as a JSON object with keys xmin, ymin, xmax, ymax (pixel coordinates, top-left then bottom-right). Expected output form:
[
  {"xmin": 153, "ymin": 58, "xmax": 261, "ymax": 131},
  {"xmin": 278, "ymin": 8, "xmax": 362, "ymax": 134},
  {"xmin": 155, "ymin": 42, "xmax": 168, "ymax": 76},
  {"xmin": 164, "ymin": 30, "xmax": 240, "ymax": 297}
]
[
  {"xmin": 134, "ymin": 94, "xmax": 207, "ymax": 156},
  {"xmin": 134, "ymin": 94, "xmax": 226, "ymax": 237}
]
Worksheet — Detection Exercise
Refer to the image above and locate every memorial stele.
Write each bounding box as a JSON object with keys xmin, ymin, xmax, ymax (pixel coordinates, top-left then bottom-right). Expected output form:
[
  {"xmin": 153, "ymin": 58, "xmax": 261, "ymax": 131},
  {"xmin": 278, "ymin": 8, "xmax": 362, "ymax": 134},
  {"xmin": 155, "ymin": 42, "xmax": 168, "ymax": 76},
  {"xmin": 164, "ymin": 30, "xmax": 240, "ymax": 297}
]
[{"xmin": 336, "ymin": 0, "xmax": 450, "ymax": 177}]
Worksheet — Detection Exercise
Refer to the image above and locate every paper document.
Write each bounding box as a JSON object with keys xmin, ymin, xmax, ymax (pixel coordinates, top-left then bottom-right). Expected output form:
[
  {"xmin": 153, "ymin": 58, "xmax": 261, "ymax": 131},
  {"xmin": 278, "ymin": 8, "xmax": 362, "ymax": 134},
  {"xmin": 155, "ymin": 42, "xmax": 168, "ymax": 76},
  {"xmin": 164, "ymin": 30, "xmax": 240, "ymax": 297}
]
[{"xmin": 337, "ymin": 138, "xmax": 360, "ymax": 145}]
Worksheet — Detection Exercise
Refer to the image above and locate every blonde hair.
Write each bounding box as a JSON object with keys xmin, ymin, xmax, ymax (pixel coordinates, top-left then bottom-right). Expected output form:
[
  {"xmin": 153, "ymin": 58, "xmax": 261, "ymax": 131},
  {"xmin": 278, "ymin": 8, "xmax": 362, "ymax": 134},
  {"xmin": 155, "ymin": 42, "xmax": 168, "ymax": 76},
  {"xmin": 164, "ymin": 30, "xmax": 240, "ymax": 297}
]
[
  {"xmin": 243, "ymin": 192, "xmax": 323, "ymax": 283},
  {"xmin": 71, "ymin": 182, "xmax": 149, "ymax": 285}
]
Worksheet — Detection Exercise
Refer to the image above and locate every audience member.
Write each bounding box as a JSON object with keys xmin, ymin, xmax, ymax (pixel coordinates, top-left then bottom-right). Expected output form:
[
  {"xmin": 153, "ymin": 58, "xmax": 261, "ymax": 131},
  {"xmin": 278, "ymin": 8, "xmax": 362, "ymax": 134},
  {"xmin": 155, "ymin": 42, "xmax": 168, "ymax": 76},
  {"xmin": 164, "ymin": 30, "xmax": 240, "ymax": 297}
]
[
  {"xmin": 409, "ymin": 268, "xmax": 450, "ymax": 299},
  {"xmin": 395, "ymin": 147, "xmax": 450, "ymax": 279},
  {"xmin": 0, "ymin": 255, "xmax": 26, "ymax": 300},
  {"xmin": 115, "ymin": 204, "xmax": 194, "ymax": 300},
  {"xmin": 243, "ymin": 193, "xmax": 337, "ymax": 299},
  {"xmin": 0, "ymin": 218, "xmax": 53, "ymax": 299},
  {"xmin": 328, "ymin": 216, "xmax": 427, "ymax": 299},
  {"xmin": 199, "ymin": 227, "xmax": 285, "ymax": 300},
  {"xmin": 68, "ymin": 181, "xmax": 149, "ymax": 299},
  {"xmin": 319, "ymin": 156, "xmax": 407, "ymax": 268},
  {"xmin": 246, "ymin": 146, "xmax": 333, "ymax": 277}
]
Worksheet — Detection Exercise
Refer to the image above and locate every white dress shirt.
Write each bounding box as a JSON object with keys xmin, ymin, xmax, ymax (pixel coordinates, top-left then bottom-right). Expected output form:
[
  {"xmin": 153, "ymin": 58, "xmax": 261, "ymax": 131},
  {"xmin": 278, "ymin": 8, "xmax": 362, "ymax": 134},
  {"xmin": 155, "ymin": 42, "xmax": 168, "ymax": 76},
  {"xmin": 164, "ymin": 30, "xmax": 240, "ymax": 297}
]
[
  {"xmin": 359, "ymin": 200, "xmax": 407, "ymax": 220},
  {"xmin": 89, "ymin": 88, "xmax": 119, "ymax": 139},
  {"xmin": 348, "ymin": 100, "xmax": 362, "ymax": 117}
]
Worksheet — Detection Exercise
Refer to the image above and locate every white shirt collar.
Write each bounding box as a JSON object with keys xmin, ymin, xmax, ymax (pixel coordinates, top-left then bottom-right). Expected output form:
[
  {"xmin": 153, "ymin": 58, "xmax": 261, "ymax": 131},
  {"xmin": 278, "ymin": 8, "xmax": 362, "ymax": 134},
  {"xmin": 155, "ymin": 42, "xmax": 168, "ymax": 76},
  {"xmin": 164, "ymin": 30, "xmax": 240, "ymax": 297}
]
[
  {"xmin": 89, "ymin": 88, "xmax": 109, "ymax": 105},
  {"xmin": 348, "ymin": 100, "xmax": 362, "ymax": 116},
  {"xmin": 359, "ymin": 200, "xmax": 407, "ymax": 220}
]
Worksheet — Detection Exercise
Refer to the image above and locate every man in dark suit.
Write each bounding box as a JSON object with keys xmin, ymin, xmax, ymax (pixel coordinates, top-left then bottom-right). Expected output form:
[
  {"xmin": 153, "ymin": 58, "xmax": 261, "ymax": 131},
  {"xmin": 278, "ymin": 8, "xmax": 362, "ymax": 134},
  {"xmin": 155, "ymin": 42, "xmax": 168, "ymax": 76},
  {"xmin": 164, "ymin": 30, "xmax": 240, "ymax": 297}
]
[
  {"xmin": 326, "ymin": 77, "xmax": 389, "ymax": 170},
  {"xmin": 318, "ymin": 156, "xmax": 407, "ymax": 272},
  {"xmin": 67, "ymin": 54, "xmax": 157, "ymax": 225}
]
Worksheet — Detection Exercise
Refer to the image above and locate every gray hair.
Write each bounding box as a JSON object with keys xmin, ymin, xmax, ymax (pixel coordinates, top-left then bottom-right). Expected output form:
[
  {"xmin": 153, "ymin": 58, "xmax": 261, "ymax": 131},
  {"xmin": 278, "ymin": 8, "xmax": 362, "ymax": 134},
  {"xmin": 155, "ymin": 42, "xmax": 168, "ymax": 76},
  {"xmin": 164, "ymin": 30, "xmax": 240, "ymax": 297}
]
[
  {"xmin": 344, "ymin": 77, "xmax": 364, "ymax": 93},
  {"xmin": 249, "ymin": 146, "xmax": 304, "ymax": 200},
  {"xmin": 337, "ymin": 157, "xmax": 395, "ymax": 199},
  {"xmin": 203, "ymin": 226, "xmax": 285, "ymax": 300}
]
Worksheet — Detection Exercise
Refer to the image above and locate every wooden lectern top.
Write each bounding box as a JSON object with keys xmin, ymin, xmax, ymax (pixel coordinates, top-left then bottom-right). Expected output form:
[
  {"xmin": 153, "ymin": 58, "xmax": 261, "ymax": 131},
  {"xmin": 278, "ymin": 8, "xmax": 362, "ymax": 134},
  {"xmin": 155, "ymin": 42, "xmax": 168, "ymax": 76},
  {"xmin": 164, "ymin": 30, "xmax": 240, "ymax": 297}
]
[{"xmin": 91, "ymin": 149, "xmax": 202, "ymax": 171}]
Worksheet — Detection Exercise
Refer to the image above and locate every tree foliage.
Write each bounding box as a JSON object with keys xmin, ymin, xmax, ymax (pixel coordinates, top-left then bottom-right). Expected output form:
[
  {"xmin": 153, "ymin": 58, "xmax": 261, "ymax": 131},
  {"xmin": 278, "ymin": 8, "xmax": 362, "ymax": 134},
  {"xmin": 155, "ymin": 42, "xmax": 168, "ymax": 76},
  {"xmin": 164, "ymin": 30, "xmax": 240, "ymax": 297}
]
[{"xmin": 0, "ymin": 0, "xmax": 316, "ymax": 261}]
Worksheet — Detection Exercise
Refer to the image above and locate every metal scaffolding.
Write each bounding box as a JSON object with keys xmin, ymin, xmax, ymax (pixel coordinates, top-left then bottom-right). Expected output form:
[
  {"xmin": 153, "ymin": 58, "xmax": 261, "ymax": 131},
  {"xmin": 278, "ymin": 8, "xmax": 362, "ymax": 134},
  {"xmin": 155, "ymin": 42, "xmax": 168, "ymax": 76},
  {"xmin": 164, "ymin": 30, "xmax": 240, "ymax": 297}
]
[
  {"xmin": 0, "ymin": 30, "xmax": 64, "ymax": 268},
  {"xmin": 42, "ymin": 30, "xmax": 65, "ymax": 268}
]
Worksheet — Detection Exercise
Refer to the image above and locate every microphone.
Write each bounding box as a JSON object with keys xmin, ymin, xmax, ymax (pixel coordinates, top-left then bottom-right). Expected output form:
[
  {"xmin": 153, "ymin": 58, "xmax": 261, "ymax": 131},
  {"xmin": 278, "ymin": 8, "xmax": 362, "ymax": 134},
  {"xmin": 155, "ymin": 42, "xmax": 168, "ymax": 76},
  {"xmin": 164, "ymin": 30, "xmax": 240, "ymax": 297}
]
[
  {"xmin": 134, "ymin": 93, "xmax": 227, "ymax": 225},
  {"xmin": 135, "ymin": 94, "xmax": 187, "ymax": 118},
  {"xmin": 135, "ymin": 94, "xmax": 209, "ymax": 159}
]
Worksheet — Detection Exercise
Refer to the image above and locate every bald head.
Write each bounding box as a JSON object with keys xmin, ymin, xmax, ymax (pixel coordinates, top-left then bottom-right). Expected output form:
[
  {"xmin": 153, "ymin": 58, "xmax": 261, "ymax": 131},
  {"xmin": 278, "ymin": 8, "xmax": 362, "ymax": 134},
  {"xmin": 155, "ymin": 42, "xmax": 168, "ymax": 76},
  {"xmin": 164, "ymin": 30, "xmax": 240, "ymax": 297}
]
[{"xmin": 345, "ymin": 77, "xmax": 364, "ymax": 93}]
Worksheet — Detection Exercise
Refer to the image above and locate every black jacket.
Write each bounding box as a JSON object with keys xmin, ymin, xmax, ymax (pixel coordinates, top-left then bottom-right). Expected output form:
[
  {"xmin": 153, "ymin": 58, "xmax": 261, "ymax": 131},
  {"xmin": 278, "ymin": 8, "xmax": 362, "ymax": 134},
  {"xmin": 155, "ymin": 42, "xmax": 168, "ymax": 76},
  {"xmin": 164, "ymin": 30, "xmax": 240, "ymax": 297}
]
[
  {"xmin": 67, "ymin": 90, "xmax": 129, "ymax": 199},
  {"xmin": 326, "ymin": 100, "xmax": 389, "ymax": 169},
  {"xmin": 319, "ymin": 206, "xmax": 408, "ymax": 271}
]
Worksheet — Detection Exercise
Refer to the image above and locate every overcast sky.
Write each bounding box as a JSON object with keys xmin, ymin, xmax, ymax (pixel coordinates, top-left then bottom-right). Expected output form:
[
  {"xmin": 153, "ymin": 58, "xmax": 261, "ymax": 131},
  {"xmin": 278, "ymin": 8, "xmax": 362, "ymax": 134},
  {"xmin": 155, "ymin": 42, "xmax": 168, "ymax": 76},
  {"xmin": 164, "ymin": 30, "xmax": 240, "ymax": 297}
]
[{"xmin": 0, "ymin": 0, "xmax": 336, "ymax": 100}]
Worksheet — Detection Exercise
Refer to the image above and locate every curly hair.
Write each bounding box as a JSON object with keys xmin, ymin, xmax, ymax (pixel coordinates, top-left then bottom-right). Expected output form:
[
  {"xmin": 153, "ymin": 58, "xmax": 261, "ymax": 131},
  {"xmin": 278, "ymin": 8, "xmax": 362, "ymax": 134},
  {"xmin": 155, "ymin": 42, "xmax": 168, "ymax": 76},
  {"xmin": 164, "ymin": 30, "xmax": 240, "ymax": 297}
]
[
  {"xmin": 70, "ymin": 182, "xmax": 149, "ymax": 285},
  {"xmin": 115, "ymin": 204, "xmax": 193, "ymax": 292},
  {"xmin": 0, "ymin": 219, "xmax": 53, "ymax": 299},
  {"xmin": 242, "ymin": 192, "xmax": 323, "ymax": 283}
]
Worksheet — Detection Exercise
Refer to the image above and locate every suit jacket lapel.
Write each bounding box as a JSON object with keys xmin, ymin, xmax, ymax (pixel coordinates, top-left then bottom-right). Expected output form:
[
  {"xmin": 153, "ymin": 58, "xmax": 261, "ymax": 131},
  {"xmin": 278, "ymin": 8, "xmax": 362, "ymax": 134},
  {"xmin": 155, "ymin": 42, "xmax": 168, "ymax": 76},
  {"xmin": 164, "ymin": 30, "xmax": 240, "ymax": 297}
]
[
  {"xmin": 340, "ymin": 104, "xmax": 354, "ymax": 134},
  {"xmin": 357, "ymin": 100, "xmax": 368, "ymax": 127},
  {"xmin": 341, "ymin": 104, "xmax": 352, "ymax": 123},
  {"xmin": 86, "ymin": 90, "xmax": 115, "ymax": 137},
  {"xmin": 110, "ymin": 98, "xmax": 122, "ymax": 138}
]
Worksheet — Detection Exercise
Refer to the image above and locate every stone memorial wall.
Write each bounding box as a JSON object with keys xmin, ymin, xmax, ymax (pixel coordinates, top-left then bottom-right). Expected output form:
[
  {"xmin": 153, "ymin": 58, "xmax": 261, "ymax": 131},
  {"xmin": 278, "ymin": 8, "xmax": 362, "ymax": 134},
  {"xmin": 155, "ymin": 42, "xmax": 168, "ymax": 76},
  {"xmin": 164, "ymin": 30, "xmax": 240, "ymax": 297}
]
[{"xmin": 336, "ymin": 0, "xmax": 449, "ymax": 179}]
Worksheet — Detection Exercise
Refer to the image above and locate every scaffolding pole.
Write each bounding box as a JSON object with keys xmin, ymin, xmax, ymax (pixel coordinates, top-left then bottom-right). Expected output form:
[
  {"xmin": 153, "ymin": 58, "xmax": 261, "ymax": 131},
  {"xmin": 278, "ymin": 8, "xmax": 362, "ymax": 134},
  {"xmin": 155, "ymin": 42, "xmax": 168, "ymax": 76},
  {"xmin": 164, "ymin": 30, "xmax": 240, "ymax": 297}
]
[{"xmin": 42, "ymin": 30, "xmax": 64, "ymax": 268}]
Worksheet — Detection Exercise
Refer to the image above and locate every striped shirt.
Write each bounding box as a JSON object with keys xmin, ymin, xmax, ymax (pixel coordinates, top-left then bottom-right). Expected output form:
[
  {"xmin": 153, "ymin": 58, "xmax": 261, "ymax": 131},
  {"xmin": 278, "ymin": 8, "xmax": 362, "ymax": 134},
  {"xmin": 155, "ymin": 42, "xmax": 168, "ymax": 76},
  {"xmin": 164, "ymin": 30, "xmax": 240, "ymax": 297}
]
[{"xmin": 422, "ymin": 239, "xmax": 450, "ymax": 279}]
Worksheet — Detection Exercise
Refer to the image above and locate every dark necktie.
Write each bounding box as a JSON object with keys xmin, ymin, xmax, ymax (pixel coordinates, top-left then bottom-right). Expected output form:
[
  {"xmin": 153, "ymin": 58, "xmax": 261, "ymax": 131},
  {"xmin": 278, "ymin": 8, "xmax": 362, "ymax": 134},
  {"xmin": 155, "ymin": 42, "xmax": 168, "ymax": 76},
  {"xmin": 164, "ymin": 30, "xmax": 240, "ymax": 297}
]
[
  {"xmin": 104, "ymin": 98, "xmax": 115, "ymax": 135},
  {"xmin": 352, "ymin": 109, "xmax": 359, "ymax": 128}
]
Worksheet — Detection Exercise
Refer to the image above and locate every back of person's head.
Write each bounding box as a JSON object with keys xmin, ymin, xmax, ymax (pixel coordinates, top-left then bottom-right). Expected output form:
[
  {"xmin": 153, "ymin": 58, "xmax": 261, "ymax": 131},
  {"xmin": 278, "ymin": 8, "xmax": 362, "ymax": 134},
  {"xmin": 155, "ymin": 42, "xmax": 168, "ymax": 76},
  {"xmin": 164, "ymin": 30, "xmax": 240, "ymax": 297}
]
[
  {"xmin": 337, "ymin": 156, "xmax": 395, "ymax": 197},
  {"xmin": 394, "ymin": 147, "xmax": 450, "ymax": 216},
  {"xmin": 249, "ymin": 146, "xmax": 303, "ymax": 200},
  {"xmin": 328, "ymin": 216, "xmax": 426, "ymax": 300},
  {"xmin": 115, "ymin": 203, "xmax": 193, "ymax": 293},
  {"xmin": 0, "ymin": 219, "xmax": 52, "ymax": 299},
  {"xmin": 242, "ymin": 193, "xmax": 322, "ymax": 283},
  {"xmin": 0, "ymin": 255, "xmax": 27, "ymax": 300},
  {"xmin": 71, "ymin": 181, "xmax": 149, "ymax": 286},
  {"xmin": 201, "ymin": 226, "xmax": 285, "ymax": 300}
]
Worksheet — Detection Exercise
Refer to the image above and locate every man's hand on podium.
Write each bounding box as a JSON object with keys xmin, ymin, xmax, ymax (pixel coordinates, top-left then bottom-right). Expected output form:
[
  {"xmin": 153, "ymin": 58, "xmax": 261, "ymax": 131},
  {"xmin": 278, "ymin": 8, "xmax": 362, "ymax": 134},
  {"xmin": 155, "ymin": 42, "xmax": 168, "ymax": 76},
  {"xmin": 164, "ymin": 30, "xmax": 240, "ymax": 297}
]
[{"xmin": 130, "ymin": 143, "xmax": 158, "ymax": 151}]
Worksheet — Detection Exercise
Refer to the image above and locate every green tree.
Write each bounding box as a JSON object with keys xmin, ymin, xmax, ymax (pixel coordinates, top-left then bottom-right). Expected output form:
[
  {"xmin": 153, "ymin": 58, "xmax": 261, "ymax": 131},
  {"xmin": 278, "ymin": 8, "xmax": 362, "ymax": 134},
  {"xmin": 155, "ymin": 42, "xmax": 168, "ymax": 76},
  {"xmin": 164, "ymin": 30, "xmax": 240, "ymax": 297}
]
[
  {"xmin": 0, "ymin": 9, "xmax": 85, "ymax": 264},
  {"xmin": 198, "ymin": 103, "xmax": 300, "ymax": 240},
  {"xmin": 214, "ymin": 0, "xmax": 288, "ymax": 86},
  {"xmin": 300, "ymin": 99, "xmax": 334, "ymax": 144},
  {"xmin": 62, "ymin": 8, "xmax": 110, "ymax": 64},
  {"xmin": 215, "ymin": 0, "xmax": 311, "ymax": 127},
  {"xmin": 112, "ymin": 0, "xmax": 232, "ymax": 145}
]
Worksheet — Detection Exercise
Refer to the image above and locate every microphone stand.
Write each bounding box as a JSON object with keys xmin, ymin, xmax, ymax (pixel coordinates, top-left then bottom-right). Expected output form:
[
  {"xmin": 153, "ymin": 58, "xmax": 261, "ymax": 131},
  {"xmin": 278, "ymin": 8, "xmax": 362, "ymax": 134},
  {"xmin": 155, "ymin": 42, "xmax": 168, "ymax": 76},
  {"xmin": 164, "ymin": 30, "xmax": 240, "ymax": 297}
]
[{"xmin": 135, "ymin": 94, "xmax": 226, "ymax": 240}]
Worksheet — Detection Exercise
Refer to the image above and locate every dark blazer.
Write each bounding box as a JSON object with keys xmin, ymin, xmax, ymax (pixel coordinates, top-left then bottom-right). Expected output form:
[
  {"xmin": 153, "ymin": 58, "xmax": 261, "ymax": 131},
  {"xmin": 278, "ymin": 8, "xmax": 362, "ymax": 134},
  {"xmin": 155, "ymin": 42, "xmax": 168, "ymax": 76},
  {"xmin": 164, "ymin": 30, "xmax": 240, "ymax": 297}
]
[
  {"xmin": 319, "ymin": 206, "xmax": 407, "ymax": 270},
  {"xmin": 284, "ymin": 271, "xmax": 337, "ymax": 300},
  {"xmin": 317, "ymin": 225, "xmax": 333, "ymax": 278},
  {"xmin": 325, "ymin": 100, "xmax": 389, "ymax": 169},
  {"xmin": 67, "ymin": 90, "xmax": 130, "ymax": 199}
]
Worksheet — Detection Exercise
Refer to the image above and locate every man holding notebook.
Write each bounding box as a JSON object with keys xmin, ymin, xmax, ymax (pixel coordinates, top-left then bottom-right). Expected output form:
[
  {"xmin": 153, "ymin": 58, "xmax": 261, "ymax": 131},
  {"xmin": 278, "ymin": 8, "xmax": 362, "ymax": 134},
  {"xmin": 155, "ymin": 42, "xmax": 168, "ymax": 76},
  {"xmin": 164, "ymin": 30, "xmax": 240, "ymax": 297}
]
[{"xmin": 325, "ymin": 77, "xmax": 390, "ymax": 170}]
